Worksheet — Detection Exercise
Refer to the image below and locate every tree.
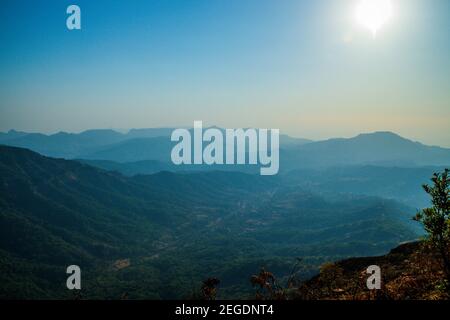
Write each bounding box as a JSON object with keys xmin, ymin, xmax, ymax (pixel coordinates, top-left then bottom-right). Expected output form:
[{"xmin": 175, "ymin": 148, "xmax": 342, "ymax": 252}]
[
  {"xmin": 200, "ymin": 278, "xmax": 220, "ymax": 300},
  {"xmin": 414, "ymin": 169, "xmax": 450, "ymax": 290},
  {"xmin": 250, "ymin": 268, "xmax": 286, "ymax": 300}
]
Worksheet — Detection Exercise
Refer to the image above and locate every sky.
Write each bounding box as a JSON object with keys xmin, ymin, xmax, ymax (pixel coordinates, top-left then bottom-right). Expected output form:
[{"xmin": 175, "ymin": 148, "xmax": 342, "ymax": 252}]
[{"xmin": 0, "ymin": 0, "xmax": 449, "ymax": 146}]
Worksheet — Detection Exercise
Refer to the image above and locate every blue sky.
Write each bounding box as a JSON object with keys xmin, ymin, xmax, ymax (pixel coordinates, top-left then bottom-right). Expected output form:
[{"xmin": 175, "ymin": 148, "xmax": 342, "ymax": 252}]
[{"xmin": 0, "ymin": 0, "xmax": 449, "ymax": 146}]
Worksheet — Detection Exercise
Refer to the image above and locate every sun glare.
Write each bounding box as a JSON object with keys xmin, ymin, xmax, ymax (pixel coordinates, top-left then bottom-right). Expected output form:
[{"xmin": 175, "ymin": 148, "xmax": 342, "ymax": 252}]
[{"xmin": 356, "ymin": 0, "xmax": 393, "ymax": 37}]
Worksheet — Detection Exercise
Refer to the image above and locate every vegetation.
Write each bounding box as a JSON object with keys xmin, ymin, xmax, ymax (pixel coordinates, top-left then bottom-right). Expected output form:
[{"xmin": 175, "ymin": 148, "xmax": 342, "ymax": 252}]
[
  {"xmin": 271, "ymin": 169, "xmax": 450, "ymax": 300},
  {"xmin": 1, "ymin": 145, "xmax": 444, "ymax": 299},
  {"xmin": 191, "ymin": 169, "xmax": 450, "ymax": 300},
  {"xmin": 414, "ymin": 169, "xmax": 450, "ymax": 291}
]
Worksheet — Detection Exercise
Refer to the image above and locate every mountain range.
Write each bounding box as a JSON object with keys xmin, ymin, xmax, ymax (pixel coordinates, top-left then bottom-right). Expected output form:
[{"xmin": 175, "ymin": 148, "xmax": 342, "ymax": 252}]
[
  {"xmin": 1, "ymin": 129, "xmax": 449, "ymax": 171},
  {"xmin": 0, "ymin": 145, "xmax": 421, "ymax": 299}
]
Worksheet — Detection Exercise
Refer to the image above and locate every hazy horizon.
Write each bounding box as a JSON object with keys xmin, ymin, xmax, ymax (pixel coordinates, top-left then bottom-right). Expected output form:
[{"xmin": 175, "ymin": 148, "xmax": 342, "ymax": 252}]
[
  {"xmin": 1, "ymin": 0, "xmax": 449, "ymax": 147},
  {"xmin": 2, "ymin": 125, "xmax": 449, "ymax": 149}
]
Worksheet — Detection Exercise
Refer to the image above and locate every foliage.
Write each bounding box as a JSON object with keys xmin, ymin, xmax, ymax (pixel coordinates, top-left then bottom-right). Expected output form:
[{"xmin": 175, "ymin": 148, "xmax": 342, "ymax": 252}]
[
  {"xmin": 0, "ymin": 145, "xmax": 420, "ymax": 299},
  {"xmin": 414, "ymin": 169, "xmax": 450, "ymax": 288},
  {"xmin": 250, "ymin": 268, "xmax": 286, "ymax": 300}
]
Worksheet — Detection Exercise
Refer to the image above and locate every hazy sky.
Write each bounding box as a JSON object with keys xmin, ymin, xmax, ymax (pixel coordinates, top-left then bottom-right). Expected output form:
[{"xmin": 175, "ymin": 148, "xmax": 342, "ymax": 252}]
[{"xmin": 0, "ymin": 0, "xmax": 449, "ymax": 146}]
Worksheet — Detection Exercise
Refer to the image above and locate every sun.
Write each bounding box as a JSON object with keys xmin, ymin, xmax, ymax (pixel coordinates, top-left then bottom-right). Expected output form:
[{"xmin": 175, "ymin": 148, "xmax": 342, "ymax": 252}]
[{"xmin": 356, "ymin": 0, "xmax": 393, "ymax": 37}]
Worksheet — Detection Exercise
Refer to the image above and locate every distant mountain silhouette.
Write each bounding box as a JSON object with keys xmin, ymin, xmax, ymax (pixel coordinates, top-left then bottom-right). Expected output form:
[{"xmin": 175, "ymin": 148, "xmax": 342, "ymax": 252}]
[
  {"xmin": 0, "ymin": 129, "xmax": 125, "ymax": 158},
  {"xmin": 0, "ymin": 129, "xmax": 29, "ymax": 142},
  {"xmin": 1, "ymin": 129, "xmax": 449, "ymax": 169},
  {"xmin": 0, "ymin": 128, "xmax": 310, "ymax": 160},
  {"xmin": 77, "ymin": 131, "xmax": 450, "ymax": 171},
  {"xmin": 283, "ymin": 131, "xmax": 450, "ymax": 169},
  {"xmin": 126, "ymin": 128, "xmax": 177, "ymax": 139},
  {"xmin": 80, "ymin": 137, "xmax": 174, "ymax": 162}
]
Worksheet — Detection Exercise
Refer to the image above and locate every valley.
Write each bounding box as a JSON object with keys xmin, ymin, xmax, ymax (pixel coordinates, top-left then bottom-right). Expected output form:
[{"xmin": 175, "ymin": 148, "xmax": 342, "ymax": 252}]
[{"xmin": 0, "ymin": 144, "xmax": 424, "ymax": 299}]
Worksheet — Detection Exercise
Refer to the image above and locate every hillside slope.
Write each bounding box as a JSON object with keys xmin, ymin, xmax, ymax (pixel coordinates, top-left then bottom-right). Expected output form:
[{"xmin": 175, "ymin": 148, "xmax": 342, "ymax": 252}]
[
  {"xmin": 0, "ymin": 145, "xmax": 419, "ymax": 299},
  {"xmin": 296, "ymin": 241, "xmax": 448, "ymax": 300},
  {"xmin": 283, "ymin": 132, "xmax": 450, "ymax": 169}
]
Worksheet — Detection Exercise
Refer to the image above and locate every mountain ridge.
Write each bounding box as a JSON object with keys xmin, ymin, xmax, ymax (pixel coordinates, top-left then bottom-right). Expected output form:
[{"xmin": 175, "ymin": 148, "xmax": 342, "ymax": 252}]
[{"xmin": 0, "ymin": 145, "xmax": 420, "ymax": 299}]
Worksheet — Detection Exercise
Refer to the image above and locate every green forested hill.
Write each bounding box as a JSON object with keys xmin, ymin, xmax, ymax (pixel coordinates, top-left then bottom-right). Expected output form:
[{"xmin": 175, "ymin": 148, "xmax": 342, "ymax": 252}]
[{"xmin": 0, "ymin": 145, "xmax": 419, "ymax": 299}]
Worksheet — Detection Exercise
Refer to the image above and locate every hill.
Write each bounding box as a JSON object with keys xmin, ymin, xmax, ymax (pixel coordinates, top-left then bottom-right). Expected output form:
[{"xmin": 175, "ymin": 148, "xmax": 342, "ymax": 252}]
[
  {"xmin": 283, "ymin": 165, "xmax": 447, "ymax": 208},
  {"xmin": 295, "ymin": 241, "xmax": 449, "ymax": 300},
  {"xmin": 0, "ymin": 128, "xmax": 311, "ymax": 161},
  {"xmin": 0, "ymin": 145, "xmax": 420, "ymax": 299},
  {"xmin": 283, "ymin": 132, "xmax": 450, "ymax": 170},
  {"xmin": 3, "ymin": 129, "xmax": 449, "ymax": 171}
]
